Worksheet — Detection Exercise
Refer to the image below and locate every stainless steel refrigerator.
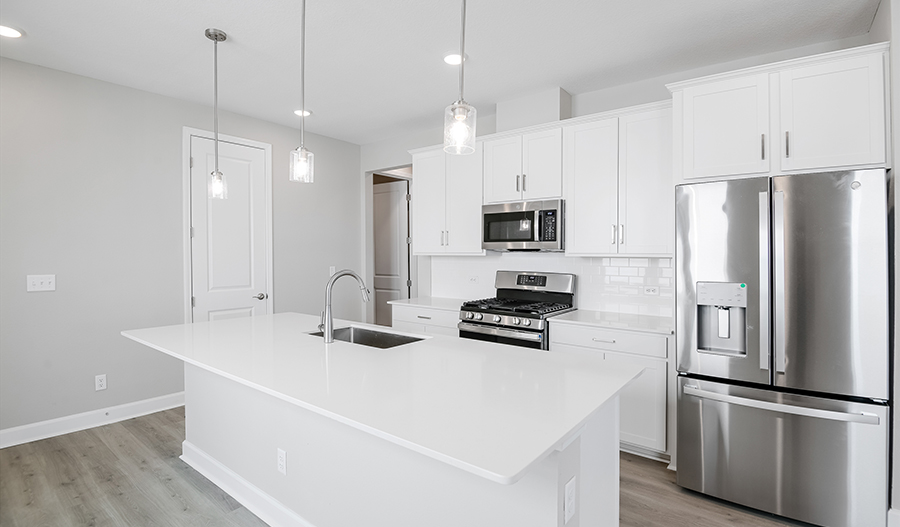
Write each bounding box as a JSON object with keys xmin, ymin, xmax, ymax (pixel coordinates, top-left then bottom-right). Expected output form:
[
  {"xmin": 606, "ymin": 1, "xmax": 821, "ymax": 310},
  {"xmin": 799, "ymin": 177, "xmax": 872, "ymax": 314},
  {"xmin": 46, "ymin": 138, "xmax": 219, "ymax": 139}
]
[{"xmin": 675, "ymin": 169, "xmax": 891, "ymax": 527}]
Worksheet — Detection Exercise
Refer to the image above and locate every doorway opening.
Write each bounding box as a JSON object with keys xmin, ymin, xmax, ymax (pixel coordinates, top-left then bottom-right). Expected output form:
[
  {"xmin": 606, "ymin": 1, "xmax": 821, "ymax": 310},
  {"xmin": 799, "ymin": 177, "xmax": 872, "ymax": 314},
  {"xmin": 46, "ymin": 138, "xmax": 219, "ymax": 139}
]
[{"xmin": 371, "ymin": 167, "xmax": 413, "ymax": 326}]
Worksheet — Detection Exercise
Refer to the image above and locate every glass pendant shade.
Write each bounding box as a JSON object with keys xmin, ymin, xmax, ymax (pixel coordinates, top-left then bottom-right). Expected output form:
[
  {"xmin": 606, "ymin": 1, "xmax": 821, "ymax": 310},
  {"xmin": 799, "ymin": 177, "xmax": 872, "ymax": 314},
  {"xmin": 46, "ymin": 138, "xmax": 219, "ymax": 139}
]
[
  {"xmin": 443, "ymin": 101, "xmax": 476, "ymax": 155},
  {"xmin": 289, "ymin": 146, "xmax": 314, "ymax": 183},
  {"xmin": 209, "ymin": 170, "xmax": 227, "ymax": 199}
]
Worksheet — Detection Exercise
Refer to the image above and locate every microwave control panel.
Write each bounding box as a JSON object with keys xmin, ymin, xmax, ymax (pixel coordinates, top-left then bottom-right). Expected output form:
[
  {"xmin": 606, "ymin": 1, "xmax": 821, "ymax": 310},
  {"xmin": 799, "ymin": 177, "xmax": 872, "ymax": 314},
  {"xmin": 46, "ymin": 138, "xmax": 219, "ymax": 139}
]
[{"xmin": 540, "ymin": 210, "xmax": 557, "ymax": 241}]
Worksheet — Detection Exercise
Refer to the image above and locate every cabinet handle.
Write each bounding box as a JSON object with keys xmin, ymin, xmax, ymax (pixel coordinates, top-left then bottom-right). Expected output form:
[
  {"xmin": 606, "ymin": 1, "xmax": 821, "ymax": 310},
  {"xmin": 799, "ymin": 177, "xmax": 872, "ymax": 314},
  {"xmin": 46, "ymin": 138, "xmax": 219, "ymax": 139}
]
[
  {"xmin": 417, "ymin": 315, "xmax": 432, "ymax": 320},
  {"xmin": 611, "ymin": 224, "xmax": 617, "ymax": 244},
  {"xmin": 785, "ymin": 131, "xmax": 790, "ymax": 158},
  {"xmin": 592, "ymin": 338, "xmax": 616, "ymax": 344},
  {"xmin": 516, "ymin": 175, "xmax": 520, "ymax": 192},
  {"xmin": 761, "ymin": 133, "xmax": 766, "ymax": 160},
  {"xmin": 445, "ymin": 230, "xmax": 449, "ymax": 246},
  {"xmin": 619, "ymin": 224, "xmax": 625, "ymax": 244},
  {"xmin": 440, "ymin": 231, "xmax": 445, "ymax": 246},
  {"xmin": 522, "ymin": 174, "xmax": 527, "ymax": 192}
]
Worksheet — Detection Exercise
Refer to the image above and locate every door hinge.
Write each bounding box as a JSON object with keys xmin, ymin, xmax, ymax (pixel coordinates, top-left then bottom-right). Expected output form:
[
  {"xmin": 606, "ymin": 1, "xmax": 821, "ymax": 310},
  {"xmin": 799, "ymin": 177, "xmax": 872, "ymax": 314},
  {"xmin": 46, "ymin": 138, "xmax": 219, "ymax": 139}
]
[
  {"xmin": 191, "ymin": 296, "xmax": 195, "ymax": 307},
  {"xmin": 190, "ymin": 227, "xmax": 195, "ymax": 238},
  {"xmin": 407, "ymin": 279, "xmax": 412, "ymax": 288},
  {"xmin": 190, "ymin": 157, "xmax": 194, "ymax": 168},
  {"xmin": 406, "ymin": 236, "xmax": 411, "ymax": 245},
  {"xmin": 405, "ymin": 194, "xmax": 411, "ymax": 202}
]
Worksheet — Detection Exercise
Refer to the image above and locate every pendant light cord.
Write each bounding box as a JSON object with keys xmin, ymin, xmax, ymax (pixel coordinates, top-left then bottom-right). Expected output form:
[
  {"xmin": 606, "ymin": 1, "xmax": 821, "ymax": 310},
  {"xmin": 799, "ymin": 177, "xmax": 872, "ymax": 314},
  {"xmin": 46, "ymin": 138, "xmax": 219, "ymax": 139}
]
[
  {"xmin": 458, "ymin": 0, "xmax": 466, "ymax": 103},
  {"xmin": 300, "ymin": 0, "xmax": 306, "ymax": 148},
  {"xmin": 213, "ymin": 38, "xmax": 220, "ymax": 174}
]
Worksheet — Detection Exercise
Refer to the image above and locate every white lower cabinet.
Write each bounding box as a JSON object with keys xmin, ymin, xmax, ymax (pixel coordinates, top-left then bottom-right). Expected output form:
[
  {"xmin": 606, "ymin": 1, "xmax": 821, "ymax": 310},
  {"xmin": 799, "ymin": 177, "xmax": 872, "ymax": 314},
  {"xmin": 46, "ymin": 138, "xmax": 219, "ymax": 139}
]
[
  {"xmin": 391, "ymin": 303, "xmax": 460, "ymax": 338},
  {"xmin": 549, "ymin": 323, "xmax": 669, "ymax": 454}
]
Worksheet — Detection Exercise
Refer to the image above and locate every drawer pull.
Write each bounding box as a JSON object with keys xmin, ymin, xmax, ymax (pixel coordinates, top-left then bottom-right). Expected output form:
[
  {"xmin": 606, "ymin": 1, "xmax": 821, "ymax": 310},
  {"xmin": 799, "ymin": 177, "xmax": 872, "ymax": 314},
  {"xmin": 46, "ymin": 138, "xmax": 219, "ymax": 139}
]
[
  {"xmin": 417, "ymin": 315, "xmax": 432, "ymax": 320},
  {"xmin": 592, "ymin": 338, "xmax": 616, "ymax": 344}
]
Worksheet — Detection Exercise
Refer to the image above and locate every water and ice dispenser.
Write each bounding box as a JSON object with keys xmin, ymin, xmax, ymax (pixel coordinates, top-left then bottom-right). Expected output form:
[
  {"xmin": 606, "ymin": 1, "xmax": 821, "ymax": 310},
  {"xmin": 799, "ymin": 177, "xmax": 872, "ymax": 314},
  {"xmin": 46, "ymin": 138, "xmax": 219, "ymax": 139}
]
[{"xmin": 696, "ymin": 282, "xmax": 747, "ymax": 356}]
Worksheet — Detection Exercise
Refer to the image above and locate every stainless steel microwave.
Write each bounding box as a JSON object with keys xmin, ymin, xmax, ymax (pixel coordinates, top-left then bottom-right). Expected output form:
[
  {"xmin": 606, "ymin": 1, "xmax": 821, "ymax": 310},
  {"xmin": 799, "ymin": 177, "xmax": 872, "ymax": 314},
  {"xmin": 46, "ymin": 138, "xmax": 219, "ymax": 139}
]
[{"xmin": 482, "ymin": 199, "xmax": 564, "ymax": 252}]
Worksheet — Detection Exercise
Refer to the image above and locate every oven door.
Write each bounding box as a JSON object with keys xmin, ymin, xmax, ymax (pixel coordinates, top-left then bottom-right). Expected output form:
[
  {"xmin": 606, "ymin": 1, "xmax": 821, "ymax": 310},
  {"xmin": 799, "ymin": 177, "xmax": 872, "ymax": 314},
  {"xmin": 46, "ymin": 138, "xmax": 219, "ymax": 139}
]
[{"xmin": 458, "ymin": 321, "xmax": 546, "ymax": 350}]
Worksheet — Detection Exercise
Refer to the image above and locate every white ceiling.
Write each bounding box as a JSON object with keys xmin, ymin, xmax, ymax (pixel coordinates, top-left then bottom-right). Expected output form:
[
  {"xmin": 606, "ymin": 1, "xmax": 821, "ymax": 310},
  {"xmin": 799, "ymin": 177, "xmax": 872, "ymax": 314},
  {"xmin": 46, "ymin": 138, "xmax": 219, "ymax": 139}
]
[{"xmin": 0, "ymin": 0, "xmax": 883, "ymax": 146}]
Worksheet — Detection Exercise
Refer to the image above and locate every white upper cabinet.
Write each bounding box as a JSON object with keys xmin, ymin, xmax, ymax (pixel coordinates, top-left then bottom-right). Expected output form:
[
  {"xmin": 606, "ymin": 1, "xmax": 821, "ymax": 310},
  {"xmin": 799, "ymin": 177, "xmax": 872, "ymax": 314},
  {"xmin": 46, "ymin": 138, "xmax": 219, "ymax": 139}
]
[
  {"xmin": 563, "ymin": 104, "xmax": 673, "ymax": 256},
  {"xmin": 563, "ymin": 118, "xmax": 619, "ymax": 255},
  {"xmin": 670, "ymin": 42, "xmax": 889, "ymax": 181},
  {"xmin": 681, "ymin": 74, "xmax": 770, "ymax": 179},
  {"xmin": 618, "ymin": 107, "xmax": 674, "ymax": 255},
  {"xmin": 779, "ymin": 53, "xmax": 886, "ymax": 172},
  {"xmin": 410, "ymin": 145, "xmax": 484, "ymax": 256},
  {"xmin": 483, "ymin": 128, "xmax": 562, "ymax": 203}
]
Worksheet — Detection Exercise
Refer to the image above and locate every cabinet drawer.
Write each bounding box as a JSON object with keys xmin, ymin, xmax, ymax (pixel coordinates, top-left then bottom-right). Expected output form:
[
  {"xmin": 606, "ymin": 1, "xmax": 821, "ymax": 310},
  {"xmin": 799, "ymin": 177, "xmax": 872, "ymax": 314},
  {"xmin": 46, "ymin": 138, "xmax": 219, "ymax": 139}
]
[
  {"xmin": 391, "ymin": 305, "xmax": 460, "ymax": 329},
  {"xmin": 550, "ymin": 324, "xmax": 667, "ymax": 358}
]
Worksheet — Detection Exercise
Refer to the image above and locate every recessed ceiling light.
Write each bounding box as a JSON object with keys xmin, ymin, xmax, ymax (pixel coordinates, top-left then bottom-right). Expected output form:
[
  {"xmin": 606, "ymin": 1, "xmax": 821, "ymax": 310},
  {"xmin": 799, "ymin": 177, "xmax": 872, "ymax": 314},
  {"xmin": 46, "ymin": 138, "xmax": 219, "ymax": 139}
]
[
  {"xmin": 293, "ymin": 109, "xmax": 312, "ymax": 117},
  {"xmin": 443, "ymin": 53, "xmax": 468, "ymax": 66},
  {"xmin": 0, "ymin": 25, "xmax": 23, "ymax": 38}
]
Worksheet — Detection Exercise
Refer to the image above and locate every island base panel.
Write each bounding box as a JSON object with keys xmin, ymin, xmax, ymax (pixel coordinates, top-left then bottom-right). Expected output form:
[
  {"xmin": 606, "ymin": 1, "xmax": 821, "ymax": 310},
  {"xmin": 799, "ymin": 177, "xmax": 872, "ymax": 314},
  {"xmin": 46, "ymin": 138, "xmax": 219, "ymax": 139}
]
[{"xmin": 181, "ymin": 363, "xmax": 620, "ymax": 527}]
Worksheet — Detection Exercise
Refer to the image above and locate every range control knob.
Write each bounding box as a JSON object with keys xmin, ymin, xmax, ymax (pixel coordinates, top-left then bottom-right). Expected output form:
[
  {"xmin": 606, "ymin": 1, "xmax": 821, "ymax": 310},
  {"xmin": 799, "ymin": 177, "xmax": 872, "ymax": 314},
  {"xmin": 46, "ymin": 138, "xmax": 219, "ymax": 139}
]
[
  {"xmin": 523, "ymin": 319, "xmax": 532, "ymax": 327},
  {"xmin": 465, "ymin": 312, "xmax": 474, "ymax": 319},
  {"xmin": 493, "ymin": 315, "xmax": 502, "ymax": 323},
  {"xmin": 475, "ymin": 313, "xmax": 484, "ymax": 320},
  {"xmin": 512, "ymin": 317, "xmax": 521, "ymax": 325}
]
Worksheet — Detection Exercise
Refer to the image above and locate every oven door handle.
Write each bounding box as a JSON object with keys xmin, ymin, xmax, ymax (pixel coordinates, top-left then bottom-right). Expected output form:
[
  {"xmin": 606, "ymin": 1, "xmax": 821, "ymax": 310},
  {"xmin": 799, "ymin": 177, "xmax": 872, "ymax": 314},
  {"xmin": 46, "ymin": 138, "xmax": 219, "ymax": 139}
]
[{"xmin": 458, "ymin": 322, "xmax": 544, "ymax": 342}]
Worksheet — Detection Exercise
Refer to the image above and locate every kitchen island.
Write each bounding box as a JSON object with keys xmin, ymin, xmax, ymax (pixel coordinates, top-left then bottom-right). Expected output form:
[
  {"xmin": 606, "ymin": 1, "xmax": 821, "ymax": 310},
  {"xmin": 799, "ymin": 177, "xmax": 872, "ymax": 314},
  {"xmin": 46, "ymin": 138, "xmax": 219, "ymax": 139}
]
[{"xmin": 123, "ymin": 313, "xmax": 642, "ymax": 527}]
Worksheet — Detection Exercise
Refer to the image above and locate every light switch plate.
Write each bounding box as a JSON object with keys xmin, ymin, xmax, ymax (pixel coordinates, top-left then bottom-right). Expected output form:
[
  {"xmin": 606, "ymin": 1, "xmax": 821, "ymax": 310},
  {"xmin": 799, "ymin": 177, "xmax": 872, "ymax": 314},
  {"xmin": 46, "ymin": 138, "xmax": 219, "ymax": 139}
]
[{"xmin": 27, "ymin": 275, "xmax": 56, "ymax": 292}]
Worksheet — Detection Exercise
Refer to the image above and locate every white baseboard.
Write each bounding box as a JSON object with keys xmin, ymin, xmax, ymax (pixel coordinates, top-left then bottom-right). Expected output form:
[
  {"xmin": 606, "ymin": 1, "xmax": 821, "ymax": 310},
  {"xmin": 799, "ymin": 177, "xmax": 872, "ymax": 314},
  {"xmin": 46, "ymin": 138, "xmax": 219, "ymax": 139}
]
[
  {"xmin": 888, "ymin": 508, "xmax": 900, "ymax": 527},
  {"xmin": 181, "ymin": 441, "xmax": 314, "ymax": 527},
  {"xmin": 0, "ymin": 392, "xmax": 184, "ymax": 449}
]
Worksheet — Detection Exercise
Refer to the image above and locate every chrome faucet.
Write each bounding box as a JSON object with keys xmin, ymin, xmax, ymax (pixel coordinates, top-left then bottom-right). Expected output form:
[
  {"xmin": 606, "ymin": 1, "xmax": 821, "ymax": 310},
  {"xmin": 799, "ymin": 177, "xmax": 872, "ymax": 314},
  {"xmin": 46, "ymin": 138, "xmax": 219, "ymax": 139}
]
[{"xmin": 321, "ymin": 269, "xmax": 370, "ymax": 343}]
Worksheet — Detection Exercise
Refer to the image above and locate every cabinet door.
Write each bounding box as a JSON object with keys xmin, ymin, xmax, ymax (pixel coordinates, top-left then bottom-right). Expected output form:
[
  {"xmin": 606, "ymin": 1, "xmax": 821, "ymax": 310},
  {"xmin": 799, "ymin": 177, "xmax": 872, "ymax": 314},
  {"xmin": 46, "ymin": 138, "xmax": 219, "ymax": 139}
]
[
  {"xmin": 780, "ymin": 53, "xmax": 885, "ymax": 171},
  {"xmin": 618, "ymin": 108, "xmax": 674, "ymax": 255},
  {"xmin": 602, "ymin": 351, "xmax": 667, "ymax": 452},
  {"xmin": 522, "ymin": 128, "xmax": 563, "ymax": 200},
  {"xmin": 446, "ymin": 143, "xmax": 485, "ymax": 254},
  {"xmin": 411, "ymin": 149, "xmax": 447, "ymax": 255},
  {"xmin": 682, "ymin": 74, "xmax": 770, "ymax": 178},
  {"xmin": 483, "ymin": 136, "xmax": 523, "ymax": 203},
  {"xmin": 562, "ymin": 118, "xmax": 619, "ymax": 255}
]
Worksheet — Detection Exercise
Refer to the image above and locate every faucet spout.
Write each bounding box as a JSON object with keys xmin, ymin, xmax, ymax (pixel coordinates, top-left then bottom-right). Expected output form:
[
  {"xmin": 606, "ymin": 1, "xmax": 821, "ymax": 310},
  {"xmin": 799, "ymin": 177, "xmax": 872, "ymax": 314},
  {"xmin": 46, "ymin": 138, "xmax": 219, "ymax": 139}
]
[{"xmin": 323, "ymin": 269, "xmax": 370, "ymax": 343}]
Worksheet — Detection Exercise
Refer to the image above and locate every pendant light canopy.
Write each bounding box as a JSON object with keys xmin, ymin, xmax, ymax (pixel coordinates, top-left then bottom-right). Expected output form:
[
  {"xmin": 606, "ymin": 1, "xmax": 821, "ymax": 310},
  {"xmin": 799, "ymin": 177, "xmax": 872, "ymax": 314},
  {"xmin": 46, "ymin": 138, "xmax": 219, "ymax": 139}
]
[
  {"xmin": 443, "ymin": 0, "xmax": 476, "ymax": 155},
  {"xmin": 206, "ymin": 28, "xmax": 227, "ymax": 199},
  {"xmin": 290, "ymin": 0, "xmax": 314, "ymax": 183}
]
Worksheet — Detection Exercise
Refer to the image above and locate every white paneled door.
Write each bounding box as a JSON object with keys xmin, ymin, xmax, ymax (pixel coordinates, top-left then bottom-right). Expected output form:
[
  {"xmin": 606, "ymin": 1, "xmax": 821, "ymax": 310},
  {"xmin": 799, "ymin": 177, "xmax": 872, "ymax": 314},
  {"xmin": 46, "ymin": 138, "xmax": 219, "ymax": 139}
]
[
  {"xmin": 189, "ymin": 134, "xmax": 271, "ymax": 321},
  {"xmin": 373, "ymin": 180, "xmax": 410, "ymax": 326}
]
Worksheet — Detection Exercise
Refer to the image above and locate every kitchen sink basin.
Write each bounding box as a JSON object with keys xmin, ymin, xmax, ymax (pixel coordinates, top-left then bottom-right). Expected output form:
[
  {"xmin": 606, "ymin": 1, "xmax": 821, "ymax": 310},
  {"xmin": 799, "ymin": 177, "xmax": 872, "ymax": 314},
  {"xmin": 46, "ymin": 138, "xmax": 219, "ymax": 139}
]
[{"xmin": 308, "ymin": 326, "xmax": 423, "ymax": 349}]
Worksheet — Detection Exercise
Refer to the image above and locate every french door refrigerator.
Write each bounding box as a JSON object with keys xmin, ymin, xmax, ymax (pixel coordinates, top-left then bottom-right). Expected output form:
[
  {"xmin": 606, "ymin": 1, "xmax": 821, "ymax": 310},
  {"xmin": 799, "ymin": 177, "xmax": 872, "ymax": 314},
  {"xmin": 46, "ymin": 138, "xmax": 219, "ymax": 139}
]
[{"xmin": 675, "ymin": 169, "xmax": 890, "ymax": 527}]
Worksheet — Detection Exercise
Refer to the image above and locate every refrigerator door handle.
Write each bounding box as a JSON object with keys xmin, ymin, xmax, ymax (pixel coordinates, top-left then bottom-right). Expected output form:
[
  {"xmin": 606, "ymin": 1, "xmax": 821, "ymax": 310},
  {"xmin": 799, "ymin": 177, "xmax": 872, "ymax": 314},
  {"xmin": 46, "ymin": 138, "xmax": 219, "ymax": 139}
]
[
  {"xmin": 759, "ymin": 191, "xmax": 769, "ymax": 371},
  {"xmin": 683, "ymin": 385, "xmax": 881, "ymax": 425},
  {"xmin": 773, "ymin": 190, "xmax": 786, "ymax": 373}
]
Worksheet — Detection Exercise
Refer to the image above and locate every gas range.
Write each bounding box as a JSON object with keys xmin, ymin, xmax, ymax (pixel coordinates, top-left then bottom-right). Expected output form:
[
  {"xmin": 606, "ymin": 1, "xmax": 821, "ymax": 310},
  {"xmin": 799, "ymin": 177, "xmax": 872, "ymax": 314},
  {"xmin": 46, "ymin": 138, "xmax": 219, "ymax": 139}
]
[{"xmin": 458, "ymin": 271, "xmax": 576, "ymax": 350}]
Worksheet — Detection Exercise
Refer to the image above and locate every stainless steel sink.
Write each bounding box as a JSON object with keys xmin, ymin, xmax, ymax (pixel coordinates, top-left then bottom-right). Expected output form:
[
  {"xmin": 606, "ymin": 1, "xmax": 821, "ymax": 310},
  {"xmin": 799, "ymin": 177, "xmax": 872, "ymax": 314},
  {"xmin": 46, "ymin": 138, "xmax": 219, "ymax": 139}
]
[{"xmin": 308, "ymin": 326, "xmax": 423, "ymax": 349}]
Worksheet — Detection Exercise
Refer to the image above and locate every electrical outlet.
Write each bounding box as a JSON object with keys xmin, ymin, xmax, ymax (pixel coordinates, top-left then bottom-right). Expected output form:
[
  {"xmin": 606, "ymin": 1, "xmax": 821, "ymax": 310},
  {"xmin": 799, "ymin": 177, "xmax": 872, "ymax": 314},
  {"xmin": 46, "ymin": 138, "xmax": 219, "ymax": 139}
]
[
  {"xmin": 95, "ymin": 374, "xmax": 107, "ymax": 391},
  {"xmin": 643, "ymin": 286, "xmax": 659, "ymax": 296},
  {"xmin": 564, "ymin": 475, "xmax": 576, "ymax": 524},
  {"xmin": 277, "ymin": 448, "xmax": 286, "ymax": 475},
  {"xmin": 27, "ymin": 274, "xmax": 56, "ymax": 292}
]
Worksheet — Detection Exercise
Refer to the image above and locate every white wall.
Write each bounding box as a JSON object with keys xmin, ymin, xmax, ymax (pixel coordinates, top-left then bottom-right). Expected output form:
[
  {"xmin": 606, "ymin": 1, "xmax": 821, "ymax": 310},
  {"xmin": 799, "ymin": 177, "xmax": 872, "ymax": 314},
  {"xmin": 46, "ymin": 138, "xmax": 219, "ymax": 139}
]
[{"xmin": 0, "ymin": 58, "xmax": 363, "ymax": 431}]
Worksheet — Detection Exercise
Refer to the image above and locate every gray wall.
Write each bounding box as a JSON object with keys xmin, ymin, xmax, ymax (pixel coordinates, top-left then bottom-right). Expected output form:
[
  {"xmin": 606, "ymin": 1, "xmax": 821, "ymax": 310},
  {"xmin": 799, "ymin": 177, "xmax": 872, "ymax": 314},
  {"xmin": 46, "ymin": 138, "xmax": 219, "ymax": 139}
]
[{"xmin": 0, "ymin": 58, "xmax": 363, "ymax": 430}]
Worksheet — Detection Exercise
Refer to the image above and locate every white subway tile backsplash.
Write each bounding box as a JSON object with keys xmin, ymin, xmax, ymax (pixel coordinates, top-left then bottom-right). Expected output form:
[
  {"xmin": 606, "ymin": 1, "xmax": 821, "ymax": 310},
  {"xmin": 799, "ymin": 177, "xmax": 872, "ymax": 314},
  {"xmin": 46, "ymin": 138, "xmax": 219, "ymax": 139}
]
[
  {"xmin": 429, "ymin": 254, "xmax": 675, "ymax": 318},
  {"xmin": 629, "ymin": 258, "xmax": 650, "ymax": 267}
]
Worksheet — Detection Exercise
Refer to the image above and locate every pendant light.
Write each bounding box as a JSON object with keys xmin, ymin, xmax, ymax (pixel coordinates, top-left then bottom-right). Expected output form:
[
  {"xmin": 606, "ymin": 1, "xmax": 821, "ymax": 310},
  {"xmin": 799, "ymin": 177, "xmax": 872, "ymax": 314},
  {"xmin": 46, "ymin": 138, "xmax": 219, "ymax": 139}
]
[
  {"xmin": 290, "ymin": 0, "xmax": 314, "ymax": 183},
  {"xmin": 443, "ymin": 0, "xmax": 476, "ymax": 155},
  {"xmin": 206, "ymin": 28, "xmax": 227, "ymax": 199}
]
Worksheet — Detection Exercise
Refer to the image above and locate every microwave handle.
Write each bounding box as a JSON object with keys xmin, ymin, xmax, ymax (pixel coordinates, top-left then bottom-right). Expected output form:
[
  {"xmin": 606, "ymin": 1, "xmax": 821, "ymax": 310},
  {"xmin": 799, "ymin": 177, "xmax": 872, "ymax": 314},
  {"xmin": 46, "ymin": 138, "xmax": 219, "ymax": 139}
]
[{"xmin": 535, "ymin": 211, "xmax": 542, "ymax": 242}]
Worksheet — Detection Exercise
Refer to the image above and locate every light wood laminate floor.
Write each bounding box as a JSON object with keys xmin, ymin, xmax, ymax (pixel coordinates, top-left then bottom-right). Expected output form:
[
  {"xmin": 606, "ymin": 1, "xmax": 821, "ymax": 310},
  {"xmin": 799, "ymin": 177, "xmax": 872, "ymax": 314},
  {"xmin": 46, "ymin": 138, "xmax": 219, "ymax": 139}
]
[{"xmin": 1, "ymin": 407, "xmax": 812, "ymax": 526}]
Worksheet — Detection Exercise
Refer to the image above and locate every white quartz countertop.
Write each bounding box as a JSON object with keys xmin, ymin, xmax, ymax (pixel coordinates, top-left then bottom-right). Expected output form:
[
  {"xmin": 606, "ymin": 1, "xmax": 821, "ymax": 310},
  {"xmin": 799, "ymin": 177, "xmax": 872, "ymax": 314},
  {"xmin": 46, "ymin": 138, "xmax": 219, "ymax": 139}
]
[
  {"xmin": 386, "ymin": 296, "xmax": 466, "ymax": 311},
  {"xmin": 552, "ymin": 309, "xmax": 674, "ymax": 335},
  {"xmin": 122, "ymin": 313, "xmax": 641, "ymax": 485}
]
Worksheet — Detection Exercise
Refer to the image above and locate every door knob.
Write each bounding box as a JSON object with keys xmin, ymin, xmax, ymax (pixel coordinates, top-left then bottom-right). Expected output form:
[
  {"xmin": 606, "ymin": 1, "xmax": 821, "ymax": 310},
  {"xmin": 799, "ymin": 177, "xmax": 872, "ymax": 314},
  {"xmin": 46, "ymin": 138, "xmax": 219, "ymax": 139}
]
[{"xmin": 252, "ymin": 293, "xmax": 268, "ymax": 300}]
